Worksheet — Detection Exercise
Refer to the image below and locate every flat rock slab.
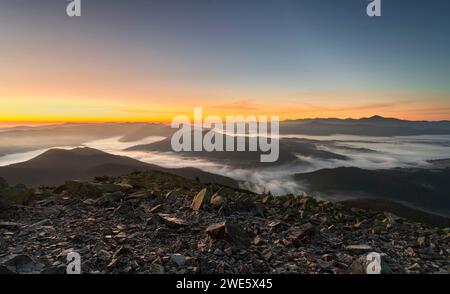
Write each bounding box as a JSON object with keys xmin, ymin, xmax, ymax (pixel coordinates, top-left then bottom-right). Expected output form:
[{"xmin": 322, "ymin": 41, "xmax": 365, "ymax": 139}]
[
  {"xmin": 157, "ymin": 213, "xmax": 188, "ymax": 228},
  {"xmin": 345, "ymin": 244, "xmax": 373, "ymax": 253},
  {"xmin": 191, "ymin": 188, "xmax": 212, "ymax": 211},
  {"xmin": 0, "ymin": 255, "xmax": 45, "ymax": 274},
  {"xmin": 206, "ymin": 221, "xmax": 251, "ymax": 248}
]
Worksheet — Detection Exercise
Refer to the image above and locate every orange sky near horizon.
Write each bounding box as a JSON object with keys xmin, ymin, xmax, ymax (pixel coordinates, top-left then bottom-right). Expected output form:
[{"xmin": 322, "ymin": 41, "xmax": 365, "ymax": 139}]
[
  {"xmin": 1, "ymin": 88, "xmax": 450, "ymax": 124},
  {"xmin": 1, "ymin": 96, "xmax": 449, "ymax": 124}
]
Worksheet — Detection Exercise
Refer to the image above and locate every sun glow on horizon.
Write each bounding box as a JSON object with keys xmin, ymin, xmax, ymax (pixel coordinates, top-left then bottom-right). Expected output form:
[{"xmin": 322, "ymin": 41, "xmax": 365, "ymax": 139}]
[{"xmin": 1, "ymin": 88, "xmax": 450, "ymax": 124}]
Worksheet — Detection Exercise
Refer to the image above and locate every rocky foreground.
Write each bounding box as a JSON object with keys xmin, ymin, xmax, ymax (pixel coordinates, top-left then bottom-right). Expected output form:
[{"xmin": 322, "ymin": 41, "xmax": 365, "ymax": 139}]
[{"xmin": 0, "ymin": 171, "xmax": 449, "ymax": 274}]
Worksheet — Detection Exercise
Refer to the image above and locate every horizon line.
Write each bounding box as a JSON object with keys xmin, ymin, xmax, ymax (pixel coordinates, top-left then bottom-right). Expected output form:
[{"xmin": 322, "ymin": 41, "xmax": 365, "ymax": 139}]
[{"xmin": 1, "ymin": 114, "xmax": 450, "ymax": 126}]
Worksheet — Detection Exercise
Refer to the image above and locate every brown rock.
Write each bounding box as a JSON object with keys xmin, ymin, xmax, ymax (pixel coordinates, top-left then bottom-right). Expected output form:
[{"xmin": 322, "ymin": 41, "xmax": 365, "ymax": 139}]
[
  {"xmin": 107, "ymin": 258, "xmax": 118, "ymax": 269},
  {"xmin": 281, "ymin": 239, "xmax": 292, "ymax": 246},
  {"xmin": 406, "ymin": 247, "xmax": 415, "ymax": 257},
  {"xmin": 322, "ymin": 253, "xmax": 334, "ymax": 262},
  {"xmin": 253, "ymin": 235, "xmax": 263, "ymax": 246},
  {"xmin": 191, "ymin": 188, "xmax": 212, "ymax": 211},
  {"xmin": 261, "ymin": 248, "xmax": 273, "ymax": 261},
  {"xmin": 261, "ymin": 195, "xmax": 270, "ymax": 204},
  {"xmin": 157, "ymin": 213, "xmax": 187, "ymax": 228},
  {"xmin": 126, "ymin": 191, "xmax": 148, "ymax": 200},
  {"xmin": 148, "ymin": 204, "xmax": 163, "ymax": 213},
  {"xmin": 206, "ymin": 221, "xmax": 251, "ymax": 248},
  {"xmin": 288, "ymin": 222, "xmax": 315, "ymax": 242},
  {"xmin": 417, "ymin": 236, "xmax": 426, "ymax": 248},
  {"xmin": 210, "ymin": 194, "xmax": 223, "ymax": 206},
  {"xmin": 267, "ymin": 220, "xmax": 281, "ymax": 228}
]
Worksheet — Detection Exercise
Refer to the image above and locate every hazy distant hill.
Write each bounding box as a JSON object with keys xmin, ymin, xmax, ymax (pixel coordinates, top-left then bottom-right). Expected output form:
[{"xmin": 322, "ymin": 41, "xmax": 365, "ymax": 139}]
[
  {"xmin": 0, "ymin": 123, "xmax": 173, "ymax": 156},
  {"xmin": 0, "ymin": 147, "xmax": 238, "ymax": 188},
  {"xmin": 295, "ymin": 166, "xmax": 450, "ymax": 217},
  {"xmin": 280, "ymin": 115, "xmax": 450, "ymax": 136}
]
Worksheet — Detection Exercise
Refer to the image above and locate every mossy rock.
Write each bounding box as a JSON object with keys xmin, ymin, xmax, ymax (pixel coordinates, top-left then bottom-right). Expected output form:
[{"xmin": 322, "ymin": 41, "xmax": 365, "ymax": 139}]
[
  {"xmin": 55, "ymin": 181, "xmax": 102, "ymax": 198},
  {"xmin": 0, "ymin": 184, "xmax": 35, "ymax": 205},
  {"xmin": 95, "ymin": 183, "xmax": 133, "ymax": 193}
]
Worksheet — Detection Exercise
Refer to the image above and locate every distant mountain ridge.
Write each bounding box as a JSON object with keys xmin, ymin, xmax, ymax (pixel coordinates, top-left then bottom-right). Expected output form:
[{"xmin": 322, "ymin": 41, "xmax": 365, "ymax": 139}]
[
  {"xmin": 0, "ymin": 147, "xmax": 238, "ymax": 188},
  {"xmin": 280, "ymin": 115, "xmax": 450, "ymax": 136},
  {"xmin": 285, "ymin": 115, "xmax": 450, "ymax": 124}
]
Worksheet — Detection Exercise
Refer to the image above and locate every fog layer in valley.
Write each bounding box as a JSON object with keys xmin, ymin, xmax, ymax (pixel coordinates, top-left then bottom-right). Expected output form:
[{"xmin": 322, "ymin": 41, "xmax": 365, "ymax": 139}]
[{"xmin": 2, "ymin": 132, "xmax": 450, "ymax": 197}]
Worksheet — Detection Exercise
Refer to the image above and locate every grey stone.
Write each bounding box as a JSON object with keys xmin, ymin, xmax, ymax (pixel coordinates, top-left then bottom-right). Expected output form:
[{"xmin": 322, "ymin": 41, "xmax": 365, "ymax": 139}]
[{"xmin": 0, "ymin": 255, "xmax": 45, "ymax": 274}]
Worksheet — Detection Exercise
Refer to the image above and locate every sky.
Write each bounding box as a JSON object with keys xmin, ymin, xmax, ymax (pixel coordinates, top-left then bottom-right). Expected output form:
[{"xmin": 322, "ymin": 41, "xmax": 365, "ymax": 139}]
[{"xmin": 0, "ymin": 0, "xmax": 449, "ymax": 123}]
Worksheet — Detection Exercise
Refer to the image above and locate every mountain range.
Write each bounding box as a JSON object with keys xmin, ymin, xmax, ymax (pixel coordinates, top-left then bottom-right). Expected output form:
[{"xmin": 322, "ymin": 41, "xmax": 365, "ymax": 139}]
[
  {"xmin": 280, "ymin": 115, "xmax": 450, "ymax": 136},
  {"xmin": 1, "ymin": 116, "xmax": 450, "ymax": 156},
  {"xmin": 0, "ymin": 147, "xmax": 238, "ymax": 188}
]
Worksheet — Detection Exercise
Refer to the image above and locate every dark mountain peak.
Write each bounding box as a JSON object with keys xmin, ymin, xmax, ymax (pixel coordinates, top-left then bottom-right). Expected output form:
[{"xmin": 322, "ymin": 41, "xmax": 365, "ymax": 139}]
[
  {"xmin": 66, "ymin": 147, "xmax": 108, "ymax": 156},
  {"xmin": 368, "ymin": 115, "xmax": 385, "ymax": 120},
  {"xmin": 30, "ymin": 147, "xmax": 108, "ymax": 162},
  {"xmin": 43, "ymin": 147, "xmax": 106, "ymax": 156},
  {"xmin": 7, "ymin": 147, "xmax": 131, "ymax": 171},
  {"xmin": 362, "ymin": 115, "xmax": 400, "ymax": 122}
]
